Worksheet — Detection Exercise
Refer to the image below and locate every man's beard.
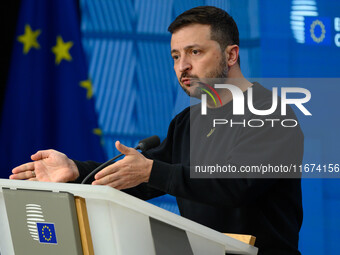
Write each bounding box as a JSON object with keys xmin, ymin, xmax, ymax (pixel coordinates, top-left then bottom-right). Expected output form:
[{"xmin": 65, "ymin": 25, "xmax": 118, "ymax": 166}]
[{"xmin": 180, "ymin": 55, "xmax": 228, "ymax": 98}]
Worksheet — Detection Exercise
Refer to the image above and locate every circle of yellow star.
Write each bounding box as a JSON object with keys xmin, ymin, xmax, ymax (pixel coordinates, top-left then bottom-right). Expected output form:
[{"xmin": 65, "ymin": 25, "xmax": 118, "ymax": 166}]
[
  {"xmin": 51, "ymin": 36, "xmax": 73, "ymax": 65},
  {"xmin": 310, "ymin": 20, "xmax": 326, "ymax": 43},
  {"xmin": 17, "ymin": 24, "xmax": 41, "ymax": 54},
  {"xmin": 42, "ymin": 226, "xmax": 52, "ymax": 242}
]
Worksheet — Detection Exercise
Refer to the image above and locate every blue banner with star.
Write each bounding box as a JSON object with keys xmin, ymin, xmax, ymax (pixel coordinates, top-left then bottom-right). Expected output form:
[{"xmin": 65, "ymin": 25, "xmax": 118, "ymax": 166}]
[
  {"xmin": 37, "ymin": 222, "xmax": 57, "ymax": 244},
  {"xmin": 304, "ymin": 17, "xmax": 331, "ymax": 46},
  {"xmin": 0, "ymin": 0, "xmax": 106, "ymax": 176}
]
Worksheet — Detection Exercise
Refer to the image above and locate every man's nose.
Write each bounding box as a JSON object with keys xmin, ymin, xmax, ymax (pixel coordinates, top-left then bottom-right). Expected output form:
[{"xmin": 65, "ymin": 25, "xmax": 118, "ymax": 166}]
[{"xmin": 179, "ymin": 56, "xmax": 192, "ymax": 73}]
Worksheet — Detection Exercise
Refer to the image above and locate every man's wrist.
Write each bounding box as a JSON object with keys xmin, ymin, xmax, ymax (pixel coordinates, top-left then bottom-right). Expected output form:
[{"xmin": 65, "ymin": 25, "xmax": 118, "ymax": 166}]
[
  {"xmin": 69, "ymin": 159, "xmax": 80, "ymax": 182},
  {"xmin": 144, "ymin": 159, "xmax": 154, "ymax": 183}
]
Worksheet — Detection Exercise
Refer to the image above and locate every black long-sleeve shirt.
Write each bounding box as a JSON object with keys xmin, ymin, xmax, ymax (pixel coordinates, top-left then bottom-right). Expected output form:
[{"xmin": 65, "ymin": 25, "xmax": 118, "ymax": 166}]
[{"xmin": 74, "ymin": 83, "xmax": 303, "ymax": 255}]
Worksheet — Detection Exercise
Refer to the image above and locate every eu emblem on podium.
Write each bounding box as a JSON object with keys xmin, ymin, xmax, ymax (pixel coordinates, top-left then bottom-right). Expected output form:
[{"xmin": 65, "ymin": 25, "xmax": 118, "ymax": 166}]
[{"xmin": 37, "ymin": 222, "xmax": 57, "ymax": 244}]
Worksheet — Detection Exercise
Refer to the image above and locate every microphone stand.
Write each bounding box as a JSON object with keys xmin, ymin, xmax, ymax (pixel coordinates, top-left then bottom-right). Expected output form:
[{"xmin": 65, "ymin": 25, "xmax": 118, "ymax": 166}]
[
  {"xmin": 81, "ymin": 144, "xmax": 141, "ymax": 184},
  {"xmin": 80, "ymin": 135, "xmax": 160, "ymax": 184}
]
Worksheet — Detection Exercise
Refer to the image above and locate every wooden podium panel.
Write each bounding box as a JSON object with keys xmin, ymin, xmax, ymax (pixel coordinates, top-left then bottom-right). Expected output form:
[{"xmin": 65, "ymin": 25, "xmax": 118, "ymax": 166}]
[
  {"xmin": 75, "ymin": 196, "xmax": 94, "ymax": 255},
  {"xmin": 224, "ymin": 233, "xmax": 256, "ymax": 246}
]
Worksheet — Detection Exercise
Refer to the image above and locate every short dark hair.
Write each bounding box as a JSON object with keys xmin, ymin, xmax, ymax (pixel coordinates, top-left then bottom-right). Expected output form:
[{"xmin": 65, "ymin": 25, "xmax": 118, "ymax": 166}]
[{"xmin": 168, "ymin": 6, "xmax": 240, "ymax": 66}]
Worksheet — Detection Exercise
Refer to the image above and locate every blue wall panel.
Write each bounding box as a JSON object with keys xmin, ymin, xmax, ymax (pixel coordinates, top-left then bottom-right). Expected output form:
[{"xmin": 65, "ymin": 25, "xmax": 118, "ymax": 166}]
[{"xmin": 260, "ymin": 0, "xmax": 340, "ymax": 254}]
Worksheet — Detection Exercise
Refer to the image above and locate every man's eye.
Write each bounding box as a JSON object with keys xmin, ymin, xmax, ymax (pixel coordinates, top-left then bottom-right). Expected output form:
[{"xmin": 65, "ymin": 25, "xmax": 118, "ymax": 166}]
[
  {"xmin": 192, "ymin": 50, "xmax": 200, "ymax": 55},
  {"xmin": 172, "ymin": 55, "xmax": 179, "ymax": 60}
]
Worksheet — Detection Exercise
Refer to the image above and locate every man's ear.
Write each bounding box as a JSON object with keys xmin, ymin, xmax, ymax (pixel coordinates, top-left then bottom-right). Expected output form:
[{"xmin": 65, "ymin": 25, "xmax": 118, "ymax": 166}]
[{"xmin": 225, "ymin": 45, "xmax": 239, "ymax": 67}]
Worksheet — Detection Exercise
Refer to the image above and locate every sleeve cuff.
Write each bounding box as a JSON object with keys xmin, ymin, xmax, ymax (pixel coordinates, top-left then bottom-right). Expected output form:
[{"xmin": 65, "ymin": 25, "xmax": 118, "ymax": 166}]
[
  {"xmin": 72, "ymin": 160, "xmax": 101, "ymax": 183},
  {"xmin": 148, "ymin": 160, "xmax": 175, "ymax": 193}
]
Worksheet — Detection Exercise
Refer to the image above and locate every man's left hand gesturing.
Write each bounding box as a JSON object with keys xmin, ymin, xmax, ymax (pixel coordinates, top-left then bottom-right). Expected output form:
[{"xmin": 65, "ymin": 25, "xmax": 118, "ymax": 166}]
[{"xmin": 92, "ymin": 141, "xmax": 153, "ymax": 190}]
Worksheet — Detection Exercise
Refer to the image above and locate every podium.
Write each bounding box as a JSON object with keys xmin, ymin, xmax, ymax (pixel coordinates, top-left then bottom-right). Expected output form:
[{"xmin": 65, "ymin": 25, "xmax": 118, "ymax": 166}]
[{"xmin": 0, "ymin": 179, "xmax": 258, "ymax": 254}]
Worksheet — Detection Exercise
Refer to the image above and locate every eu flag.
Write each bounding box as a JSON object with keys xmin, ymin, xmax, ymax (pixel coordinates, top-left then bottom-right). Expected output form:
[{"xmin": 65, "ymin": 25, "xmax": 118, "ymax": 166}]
[
  {"xmin": 304, "ymin": 17, "xmax": 331, "ymax": 46},
  {"xmin": 0, "ymin": 0, "xmax": 106, "ymax": 177},
  {"xmin": 37, "ymin": 222, "xmax": 57, "ymax": 244}
]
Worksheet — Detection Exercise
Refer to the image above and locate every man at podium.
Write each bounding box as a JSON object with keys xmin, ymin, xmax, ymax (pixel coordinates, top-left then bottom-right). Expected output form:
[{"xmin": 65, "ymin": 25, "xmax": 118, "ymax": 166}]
[{"xmin": 10, "ymin": 6, "xmax": 303, "ymax": 255}]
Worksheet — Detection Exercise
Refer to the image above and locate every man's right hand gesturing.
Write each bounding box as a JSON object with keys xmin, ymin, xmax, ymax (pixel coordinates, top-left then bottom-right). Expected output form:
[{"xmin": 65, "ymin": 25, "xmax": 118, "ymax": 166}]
[{"xmin": 10, "ymin": 149, "xmax": 79, "ymax": 183}]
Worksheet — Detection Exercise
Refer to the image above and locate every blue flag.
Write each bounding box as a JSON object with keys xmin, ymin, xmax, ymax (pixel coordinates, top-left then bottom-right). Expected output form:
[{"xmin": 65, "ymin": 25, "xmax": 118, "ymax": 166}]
[
  {"xmin": 304, "ymin": 17, "xmax": 331, "ymax": 46},
  {"xmin": 36, "ymin": 222, "xmax": 57, "ymax": 244},
  {"xmin": 0, "ymin": 0, "xmax": 106, "ymax": 178}
]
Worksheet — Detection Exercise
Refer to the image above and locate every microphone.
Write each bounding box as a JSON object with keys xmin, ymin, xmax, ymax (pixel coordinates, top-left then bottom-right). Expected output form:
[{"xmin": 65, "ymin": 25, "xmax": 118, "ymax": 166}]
[
  {"xmin": 135, "ymin": 135, "xmax": 160, "ymax": 151},
  {"xmin": 81, "ymin": 135, "xmax": 160, "ymax": 184}
]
